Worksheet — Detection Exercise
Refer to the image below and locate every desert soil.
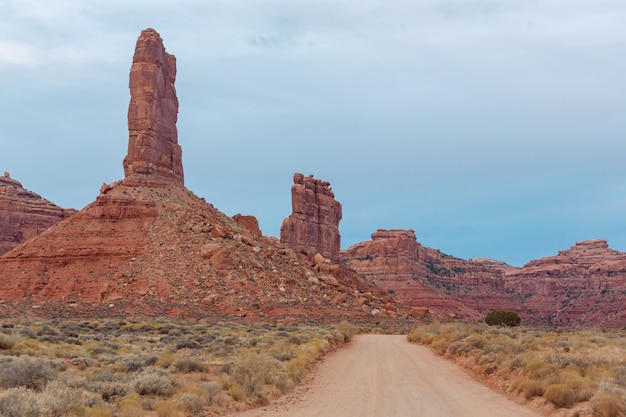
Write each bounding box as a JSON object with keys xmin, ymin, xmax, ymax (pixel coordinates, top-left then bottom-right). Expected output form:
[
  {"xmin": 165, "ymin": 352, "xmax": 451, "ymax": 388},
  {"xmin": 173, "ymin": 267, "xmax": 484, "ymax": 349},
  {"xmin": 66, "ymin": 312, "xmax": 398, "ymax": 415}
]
[{"xmin": 229, "ymin": 334, "xmax": 542, "ymax": 417}]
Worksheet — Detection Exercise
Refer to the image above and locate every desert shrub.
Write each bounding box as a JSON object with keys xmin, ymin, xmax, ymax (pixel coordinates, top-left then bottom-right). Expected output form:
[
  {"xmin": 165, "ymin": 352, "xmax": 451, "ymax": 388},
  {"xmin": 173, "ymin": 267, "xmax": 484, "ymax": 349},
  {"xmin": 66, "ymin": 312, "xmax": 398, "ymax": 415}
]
[
  {"xmin": 0, "ymin": 355, "xmax": 57, "ymax": 391},
  {"xmin": 448, "ymin": 334, "xmax": 484, "ymax": 356},
  {"xmin": 171, "ymin": 356, "xmax": 205, "ymax": 373},
  {"xmin": 122, "ymin": 355, "xmax": 145, "ymax": 372},
  {"xmin": 199, "ymin": 381, "xmax": 223, "ymax": 405},
  {"xmin": 591, "ymin": 393, "xmax": 624, "ymax": 417},
  {"xmin": 544, "ymin": 383, "xmax": 576, "ymax": 408},
  {"xmin": 590, "ymin": 383, "xmax": 626, "ymax": 417},
  {"xmin": 154, "ymin": 399, "xmax": 183, "ymax": 417},
  {"xmin": 221, "ymin": 351, "xmax": 290, "ymax": 399},
  {"xmin": 521, "ymin": 379, "xmax": 546, "ymax": 399},
  {"xmin": 525, "ymin": 358, "xmax": 556, "ymax": 380},
  {"xmin": 118, "ymin": 393, "xmax": 143, "ymax": 417},
  {"xmin": 101, "ymin": 382, "xmax": 131, "ymax": 402},
  {"xmin": 0, "ymin": 381, "xmax": 105, "ymax": 417},
  {"xmin": 0, "ymin": 333, "xmax": 16, "ymax": 350},
  {"xmin": 485, "ymin": 310, "xmax": 521, "ymax": 327},
  {"xmin": 131, "ymin": 366, "xmax": 176, "ymax": 397},
  {"xmin": 0, "ymin": 387, "xmax": 42, "ymax": 417}
]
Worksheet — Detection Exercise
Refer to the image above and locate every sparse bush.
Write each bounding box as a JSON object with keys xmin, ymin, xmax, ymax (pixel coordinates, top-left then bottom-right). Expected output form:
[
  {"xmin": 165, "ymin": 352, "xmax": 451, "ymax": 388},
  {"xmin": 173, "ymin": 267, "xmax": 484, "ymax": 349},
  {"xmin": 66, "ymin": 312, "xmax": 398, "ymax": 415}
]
[
  {"xmin": 0, "ymin": 334, "xmax": 16, "ymax": 350},
  {"xmin": 521, "ymin": 379, "xmax": 546, "ymax": 399},
  {"xmin": 0, "ymin": 355, "xmax": 57, "ymax": 391},
  {"xmin": 101, "ymin": 381, "xmax": 131, "ymax": 402},
  {"xmin": 544, "ymin": 383, "xmax": 576, "ymax": 408},
  {"xmin": 171, "ymin": 356, "xmax": 205, "ymax": 373},
  {"xmin": 0, "ymin": 380, "xmax": 105, "ymax": 417},
  {"xmin": 222, "ymin": 351, "xmax": 290, "ymax": 400},
  {"xmin": 485, "ymin": 310, "xmax": 521, "ymax": 327},
  {"xmin": 131, "ymin": 367, "xmax": 176, "ymax": 397},
  {"xmin": 155, "ymin": 399, "xmax": 183, "ymax": 417},
  {"xmin": 591, "ymin": 393, "xmax": 624, "ymax": 417},
  {"xmin": 118, "ymin": 393, "xmax": 143, "ymax": 417}
]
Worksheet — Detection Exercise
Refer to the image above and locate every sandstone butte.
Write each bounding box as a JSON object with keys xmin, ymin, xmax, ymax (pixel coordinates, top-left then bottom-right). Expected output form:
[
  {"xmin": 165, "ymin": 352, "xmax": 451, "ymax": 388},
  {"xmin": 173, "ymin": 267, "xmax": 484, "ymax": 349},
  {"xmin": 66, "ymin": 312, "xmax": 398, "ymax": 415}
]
[
  {"xmin": 0, "ymin": 28, "xmax": 396, "ymax": 322},
  {"xmin": 0, "ymin": 172, "xmax": 76, "ymax": 256},
  {"xmin": 342, "ymin": 230, "xmax": 626, "ymax": 327}
]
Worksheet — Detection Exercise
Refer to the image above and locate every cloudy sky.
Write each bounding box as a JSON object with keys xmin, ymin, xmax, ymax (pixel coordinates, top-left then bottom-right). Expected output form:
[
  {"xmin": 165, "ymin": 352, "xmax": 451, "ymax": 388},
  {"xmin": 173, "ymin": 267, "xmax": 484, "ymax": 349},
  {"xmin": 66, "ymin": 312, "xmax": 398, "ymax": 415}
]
[{"xmin": 2, "ymin": 0, "xmax": 625, "ymax": 266}]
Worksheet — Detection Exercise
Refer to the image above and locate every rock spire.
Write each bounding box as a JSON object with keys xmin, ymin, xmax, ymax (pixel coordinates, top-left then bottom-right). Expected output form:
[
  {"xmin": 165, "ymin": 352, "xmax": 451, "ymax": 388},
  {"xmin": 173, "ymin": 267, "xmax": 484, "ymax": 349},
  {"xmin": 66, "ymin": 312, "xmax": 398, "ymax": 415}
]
[
  {"xmin": 280, "ymin": 173, "xmax": 342, "ymax": 261},
  {"xmin": 123, "ymin": 28, "xmax": 183, "ymax": 184}
]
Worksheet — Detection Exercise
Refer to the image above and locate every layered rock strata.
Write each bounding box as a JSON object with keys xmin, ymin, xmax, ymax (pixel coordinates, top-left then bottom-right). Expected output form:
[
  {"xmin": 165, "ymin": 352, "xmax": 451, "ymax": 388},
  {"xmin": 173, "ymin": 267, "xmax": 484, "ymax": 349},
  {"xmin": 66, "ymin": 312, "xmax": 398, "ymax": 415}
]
[
  {"xmin": 123, "ymin": 28, "xmax": 183, "ymax": 184},
  {"xmin": 343, "ymin": 230, "xmax": 626, "ymax": 327},
  {"xmin": 280, "ymin": 173, "xmax": 342, "ymax": 262},
  {"xmin": 0, "ymin": 172, "xmax": 76, "ymax": 256}
]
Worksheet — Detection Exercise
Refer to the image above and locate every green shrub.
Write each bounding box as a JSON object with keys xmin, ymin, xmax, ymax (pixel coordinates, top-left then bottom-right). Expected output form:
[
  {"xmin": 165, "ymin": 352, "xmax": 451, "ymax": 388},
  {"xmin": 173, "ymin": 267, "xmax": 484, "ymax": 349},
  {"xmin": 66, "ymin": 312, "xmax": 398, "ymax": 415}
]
[{"xmin": 485, "ymin": 310, "xmax": 521, "ymax": 327}]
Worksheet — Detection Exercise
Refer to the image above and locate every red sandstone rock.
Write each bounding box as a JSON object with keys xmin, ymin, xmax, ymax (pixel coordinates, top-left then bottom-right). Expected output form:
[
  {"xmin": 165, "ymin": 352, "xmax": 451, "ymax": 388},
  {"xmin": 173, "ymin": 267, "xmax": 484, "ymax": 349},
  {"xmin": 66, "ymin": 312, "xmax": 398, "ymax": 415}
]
[
  {"xmin": 123, "ymin": 28, "xmax": 183, "ymax": 184},
  {"xmin": 0, "ymin": 30, "xmax": 397, "ymax": 323},
  {"xmin": 0, "ymin": 172, "xmax": 76, "ymax": 256},
  {"xmin": 343, "ymin": 231, "xmax": 626, "ymax": 327},
  {"xmin": 233, "ymin": 214, "xmax": 262, "ymax": 237},
  {"xmin": 280, "ymin": 173, "xmax": 342, "ymax": 262}
]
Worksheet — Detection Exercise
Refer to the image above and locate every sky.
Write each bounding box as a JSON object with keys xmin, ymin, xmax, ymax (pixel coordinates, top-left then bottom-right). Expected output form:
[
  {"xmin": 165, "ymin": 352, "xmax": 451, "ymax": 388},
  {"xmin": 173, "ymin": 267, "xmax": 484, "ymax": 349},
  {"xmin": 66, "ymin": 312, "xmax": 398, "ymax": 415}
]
[{"xmin": 1, "ymin": 0, "xmax": 625, "ymax": 267}]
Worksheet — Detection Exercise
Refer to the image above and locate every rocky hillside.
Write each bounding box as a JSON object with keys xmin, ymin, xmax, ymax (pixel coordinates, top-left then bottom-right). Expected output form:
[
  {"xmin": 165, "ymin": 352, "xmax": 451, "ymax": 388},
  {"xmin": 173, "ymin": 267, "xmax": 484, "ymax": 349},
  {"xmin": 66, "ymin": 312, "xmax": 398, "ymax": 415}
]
[
  {"xmin": 0, "ymin": 172, "xmax": 76, "ymax": 256},
  {"xmin": 342, "ymin": 230, "xmax": 626, "ymax": 327},
  {"xmin": 0, "ymin": 29, "xmax": 398, "ymax": 322}
]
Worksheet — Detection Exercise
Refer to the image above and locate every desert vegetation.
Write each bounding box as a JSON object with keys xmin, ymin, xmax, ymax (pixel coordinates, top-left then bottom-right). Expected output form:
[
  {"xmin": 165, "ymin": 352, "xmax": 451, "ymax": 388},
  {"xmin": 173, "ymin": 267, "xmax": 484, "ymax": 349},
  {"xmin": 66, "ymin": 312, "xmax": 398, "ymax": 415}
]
[
  {"xmin": 408, "ymin": 321, "xmax": 626, "ymax": 416},
  {"xmin": 0, "ymin": 319, "xmax": 357, "ymax": 416}
]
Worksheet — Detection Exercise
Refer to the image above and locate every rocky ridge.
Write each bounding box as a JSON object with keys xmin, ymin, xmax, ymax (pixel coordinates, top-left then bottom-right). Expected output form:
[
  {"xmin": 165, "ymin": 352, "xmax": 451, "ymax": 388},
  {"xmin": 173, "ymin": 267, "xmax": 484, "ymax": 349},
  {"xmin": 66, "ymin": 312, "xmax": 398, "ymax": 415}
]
[
  {"xmin": 342, "ymin": 231, "xmax": 626, "ymax": 327},
  {"xmin": 0, "ymin": 172, "xmax": 76, "ymax": 256}
]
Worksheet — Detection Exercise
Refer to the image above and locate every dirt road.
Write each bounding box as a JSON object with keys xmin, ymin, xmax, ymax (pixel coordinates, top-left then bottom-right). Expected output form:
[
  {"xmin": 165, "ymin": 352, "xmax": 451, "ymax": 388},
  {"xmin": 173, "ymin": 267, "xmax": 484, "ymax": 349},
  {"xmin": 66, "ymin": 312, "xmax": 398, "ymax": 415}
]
[{"xmin": 231, "ymin": 334, "xmax": 542, "ymax": 417}]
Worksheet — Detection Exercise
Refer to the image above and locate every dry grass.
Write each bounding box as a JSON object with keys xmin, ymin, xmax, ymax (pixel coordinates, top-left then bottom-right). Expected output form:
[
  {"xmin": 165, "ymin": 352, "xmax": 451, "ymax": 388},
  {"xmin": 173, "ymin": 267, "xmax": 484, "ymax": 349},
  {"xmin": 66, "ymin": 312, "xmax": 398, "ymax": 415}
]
[
  {"xmin": 0, "ymin": 320, "xmax": 360, "ymax": 416},
  {"xmin": 408, "ymin": 321, "xmax": 626, "ymax": 415}
]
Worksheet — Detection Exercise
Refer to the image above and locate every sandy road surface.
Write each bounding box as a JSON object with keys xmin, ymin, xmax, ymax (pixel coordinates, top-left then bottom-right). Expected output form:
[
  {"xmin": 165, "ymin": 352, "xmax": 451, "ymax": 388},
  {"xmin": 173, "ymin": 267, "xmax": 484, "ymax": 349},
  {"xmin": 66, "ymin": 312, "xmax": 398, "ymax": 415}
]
[{"xmin": 230, "ymin": 334, "xmax": 542, "ymax": 417}]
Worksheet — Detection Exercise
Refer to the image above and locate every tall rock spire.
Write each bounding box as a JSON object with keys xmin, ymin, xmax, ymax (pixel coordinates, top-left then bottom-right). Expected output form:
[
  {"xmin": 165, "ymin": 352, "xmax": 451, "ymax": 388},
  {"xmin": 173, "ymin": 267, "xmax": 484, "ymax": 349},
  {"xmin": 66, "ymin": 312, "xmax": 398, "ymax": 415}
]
[
  {"xmin": 280, "ymin": 173, "xmax": 342, "ymax": 262},
  {"xmin": 123, "ymin": 28, "xmax": 184, "ymax": 184}
]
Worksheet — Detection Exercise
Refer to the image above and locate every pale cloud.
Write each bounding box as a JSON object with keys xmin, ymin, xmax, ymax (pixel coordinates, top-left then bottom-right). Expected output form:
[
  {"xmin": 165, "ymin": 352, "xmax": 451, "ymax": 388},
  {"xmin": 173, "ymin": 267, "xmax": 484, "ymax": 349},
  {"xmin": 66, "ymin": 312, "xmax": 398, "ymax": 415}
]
[
  {"xmin": 0, "ymin": 40, "xmax": 37, "ymax": 66},
  {"xmin": 2, "ymin": 0, "xmax": 626, "ymax": 266}
]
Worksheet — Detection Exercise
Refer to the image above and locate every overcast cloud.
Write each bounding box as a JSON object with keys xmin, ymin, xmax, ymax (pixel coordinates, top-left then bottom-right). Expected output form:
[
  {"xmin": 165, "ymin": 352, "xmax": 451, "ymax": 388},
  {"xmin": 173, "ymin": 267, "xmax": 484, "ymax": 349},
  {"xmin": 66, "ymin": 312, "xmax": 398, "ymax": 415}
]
[{"xmin": 2, "ymin": 0, "xmax": 625, "ymax": 266}]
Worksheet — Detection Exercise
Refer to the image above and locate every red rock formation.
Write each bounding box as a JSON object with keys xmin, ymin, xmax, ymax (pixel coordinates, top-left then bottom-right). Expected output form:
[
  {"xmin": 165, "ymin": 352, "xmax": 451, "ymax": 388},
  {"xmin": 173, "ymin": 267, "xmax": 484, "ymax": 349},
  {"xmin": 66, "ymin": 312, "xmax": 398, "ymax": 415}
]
[
  {"xmin": 0, "ymin": 172, "xmax": 76, "ymax": 256},
  {"xmin": 504, "ymin": 240, "xmax": 626, "ymax": 326},
  {"xmin": 341, "ymin": 229, "xmax": 516, "ymax": 319},
  {"xmin": 233, "ymin": 214, "xmax": 262, "ymax": 237},
  {"xmin": 0, "ymin": 30, "xmax": 399, "ymax": 323},
  {"xmin": 343, "ymin": 231, "xmax": 626, "ymax": 327},
  {"xmin": 123, "ymin": 28, "xmax": 183, "ymax": 184},
  {"xmin": 280, "ymin": 173, "xmax": 342, "ymax": 262}
]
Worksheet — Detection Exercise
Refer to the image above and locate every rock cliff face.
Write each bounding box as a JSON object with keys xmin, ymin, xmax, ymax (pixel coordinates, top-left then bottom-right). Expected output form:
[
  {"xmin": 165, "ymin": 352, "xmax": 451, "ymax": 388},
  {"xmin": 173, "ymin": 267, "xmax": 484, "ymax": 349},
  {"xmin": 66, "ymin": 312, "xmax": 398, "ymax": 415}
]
[
  {"xmin": 280, "ymin": 173, "xmax": 342, "ymax": 262},
  {"xmin": 342, "ymin": 231, "xmax": 626, "ymax": 327},
  {"xmin": 0, "ymin": 29, "xmax": 397, "ymax": 322},
  {"xmin": 504, "ymin": 240, "xmax": 626, "ymax": 326},
  {"xmin": 341, "ymin": 229, "xmax": 516, "ymax": 319},
  {"xmin": 0, "ymin": 172, "xmax": 76, "ymax": 256},
  {"xmin": 123, "ymin": 28, "xmax": 183, "ymax": 184}
]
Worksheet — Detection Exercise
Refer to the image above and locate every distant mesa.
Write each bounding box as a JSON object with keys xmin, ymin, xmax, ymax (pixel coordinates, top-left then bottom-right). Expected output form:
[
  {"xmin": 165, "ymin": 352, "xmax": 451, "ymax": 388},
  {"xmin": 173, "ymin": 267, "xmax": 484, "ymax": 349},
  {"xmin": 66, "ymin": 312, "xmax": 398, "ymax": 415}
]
[
  {"xmin": 123, "ymin": 28, "xmax": 183, "ymax": 185},
  {"xmin": 0, "ymin": 171, "xmax": 76, "ymax": 256},
  {"xmin": 342, "ymin": 230, "xmax": 626, "ymax": 327}
]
